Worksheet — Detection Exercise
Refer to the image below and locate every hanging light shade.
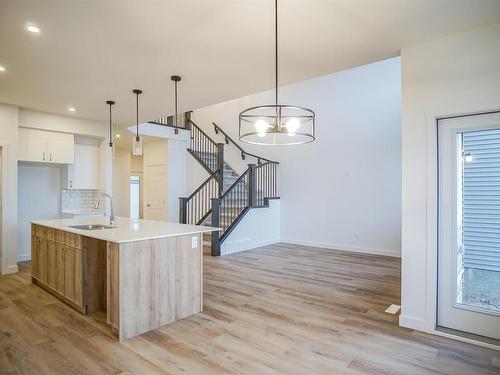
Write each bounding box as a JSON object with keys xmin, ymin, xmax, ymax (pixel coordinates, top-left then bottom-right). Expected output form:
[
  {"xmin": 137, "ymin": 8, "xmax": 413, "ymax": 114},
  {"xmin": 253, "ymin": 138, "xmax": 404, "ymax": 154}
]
[
  {"xmin": 132, "ymin": 89, "xmax": 143, "ymax": 156},
  {"xmin": 171, "ymin": 75, "xmax": 181, "ymax": 134},
  {"xmin": 239, "ymin": 0, "xmax": 315, "ymax": 145},
  {"xmin": 106, "ymin": 100, "xmax": 116, "ymax": 159}
]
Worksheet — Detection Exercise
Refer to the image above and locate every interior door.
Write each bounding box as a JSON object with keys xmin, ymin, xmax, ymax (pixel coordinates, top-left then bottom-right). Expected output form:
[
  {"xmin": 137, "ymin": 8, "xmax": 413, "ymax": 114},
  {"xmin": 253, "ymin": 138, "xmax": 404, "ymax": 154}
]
[
  {"xmin": 438, "ymin": 111, "xmax": 500, "ymax": 340},
  {"xmin": 143, "ymin": 164, "xmax": 167, "ymax": 220}
]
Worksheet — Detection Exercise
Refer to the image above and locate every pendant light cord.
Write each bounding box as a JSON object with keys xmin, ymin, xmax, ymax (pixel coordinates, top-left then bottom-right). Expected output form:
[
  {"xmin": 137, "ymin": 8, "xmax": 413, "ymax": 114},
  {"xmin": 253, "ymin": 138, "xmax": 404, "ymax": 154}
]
[
  {"xmin": 175, "ymin": 79, "xmax": 178, "ymax": 130},
  {"xmin": 136, "ymin": 92, "xmax": 139, "ymax": 141},
  {"xmin": 275, "ymin": 0, "xmax": 278, "ymax": 106},
  {"xmin": 109, "ymin": 103, "xmax": 113, "ymax": 145}
]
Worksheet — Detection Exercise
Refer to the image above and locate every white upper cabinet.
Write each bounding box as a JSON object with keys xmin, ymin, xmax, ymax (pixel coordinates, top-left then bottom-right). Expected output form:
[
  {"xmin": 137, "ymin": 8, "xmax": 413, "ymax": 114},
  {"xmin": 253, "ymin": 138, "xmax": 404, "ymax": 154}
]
[
  {"xmin": 18, "ymin": 128, "xmax": 74, "ymax": 164},
  {"xmin": 63, "ymin": 140, "xmax": 101, "ymax": 190}
]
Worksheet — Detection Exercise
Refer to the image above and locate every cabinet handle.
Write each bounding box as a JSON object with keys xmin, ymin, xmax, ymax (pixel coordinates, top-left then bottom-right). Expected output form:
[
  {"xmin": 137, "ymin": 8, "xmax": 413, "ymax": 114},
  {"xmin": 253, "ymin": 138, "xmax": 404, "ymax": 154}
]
[
  {"xmin": 49, "ymin": 153, "xmax": 52, "ymax": 162},
  {"xmin": 69, "ymin": 180, "xmax": 73, "ymax": 189},
  {"xmin": 42, "ymin": 152, "xmax": 46, "ymax": 161}
]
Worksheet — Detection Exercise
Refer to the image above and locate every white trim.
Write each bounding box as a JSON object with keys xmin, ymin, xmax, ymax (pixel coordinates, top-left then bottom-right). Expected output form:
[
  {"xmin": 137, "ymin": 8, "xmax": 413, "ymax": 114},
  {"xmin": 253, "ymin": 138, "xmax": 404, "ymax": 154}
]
[
  {"xmin": 221, "ymin": 239, "xmax": 280, "ymax": 256},
  {"xmin": 5, "ymin": 264, "xmax": 18, "ymax": 274},
  {"xmin": 0, "ymin": 143, "xmax": 10, "ymax": 275},
  {"xmin": 16, "ymin": 254, "xmax": 31, "ymax": 262},
  {"xmin": 403, "ymin": 100, "xmax": 500, "ymax": 341},
  {"xmin": 400, "ymin": 314, "xmax": 500, "ymax": 351},
  {"xmin": 281, "ymin": 238, "xmax": 401, "ymax": 258}
]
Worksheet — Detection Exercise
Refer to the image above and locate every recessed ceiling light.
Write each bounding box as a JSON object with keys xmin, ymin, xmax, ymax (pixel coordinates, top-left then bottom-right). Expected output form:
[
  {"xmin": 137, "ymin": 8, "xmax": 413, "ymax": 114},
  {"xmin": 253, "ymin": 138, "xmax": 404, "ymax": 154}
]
[
  {"xmin": 0, "ymin": 65, "xmax": 6, "ymax": 72},
  {"xmin": 26, "ymin": 24, "xmax": 40, "ymax": 33},
  {"xmin": 115, "ymin": 134, "xmax": 121, "ymax": 138},
  {"xmin": 68, "ymin": 106, "xmax": 76, "ymax": 112}
]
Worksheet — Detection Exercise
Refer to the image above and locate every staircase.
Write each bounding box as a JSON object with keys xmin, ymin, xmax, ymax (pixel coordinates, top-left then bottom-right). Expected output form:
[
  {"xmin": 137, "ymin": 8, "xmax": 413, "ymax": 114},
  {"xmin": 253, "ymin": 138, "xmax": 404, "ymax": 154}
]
[{"xmin": 150, "ymin": 113, "xmax": 279, "ymax": 256}]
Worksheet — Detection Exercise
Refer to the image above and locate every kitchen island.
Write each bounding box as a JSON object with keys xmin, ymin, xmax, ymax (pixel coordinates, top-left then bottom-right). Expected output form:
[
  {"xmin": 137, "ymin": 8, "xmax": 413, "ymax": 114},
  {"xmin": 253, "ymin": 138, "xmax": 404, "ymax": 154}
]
[{"xmin": 30, "ymin": 216, "xmax": 219, "ymax": 341}]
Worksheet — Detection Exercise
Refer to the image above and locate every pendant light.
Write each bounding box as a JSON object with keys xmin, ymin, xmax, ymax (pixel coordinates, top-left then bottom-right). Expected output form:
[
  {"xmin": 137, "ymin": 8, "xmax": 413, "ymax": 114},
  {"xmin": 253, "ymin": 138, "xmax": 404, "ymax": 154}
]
[
  {"xmin": 132, "ymin": 89, "xmax": 143, "ymax": 155},
  {"xmin": 106, "ymin": 100, "xmax": 115, "ymax": 158},
  {"xmin": 171, "ymin": 75, "xmax": 181, "ymax": 134},
  {"xmin": 239, "ymin": 0, "xmax": 315, "ymax": 145}
]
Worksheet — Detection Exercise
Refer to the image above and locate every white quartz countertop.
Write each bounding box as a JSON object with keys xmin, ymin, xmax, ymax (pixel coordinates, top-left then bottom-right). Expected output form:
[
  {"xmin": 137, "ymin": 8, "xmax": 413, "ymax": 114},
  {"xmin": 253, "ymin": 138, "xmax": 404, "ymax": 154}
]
[{"xmin": 31, "ymin": 216, "xmax": 220, "ymax": 244}]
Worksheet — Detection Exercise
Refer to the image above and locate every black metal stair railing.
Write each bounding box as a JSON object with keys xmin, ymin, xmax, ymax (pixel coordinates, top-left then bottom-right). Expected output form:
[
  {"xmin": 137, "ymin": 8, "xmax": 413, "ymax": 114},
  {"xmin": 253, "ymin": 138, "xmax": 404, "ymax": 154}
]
[
  {"xmin": 165, "ymin": 114, "xmax": 280, "ymax": 256},
  {"xmin": 179, "ymin": 171, "xmax": 218, "ymax": 225}
]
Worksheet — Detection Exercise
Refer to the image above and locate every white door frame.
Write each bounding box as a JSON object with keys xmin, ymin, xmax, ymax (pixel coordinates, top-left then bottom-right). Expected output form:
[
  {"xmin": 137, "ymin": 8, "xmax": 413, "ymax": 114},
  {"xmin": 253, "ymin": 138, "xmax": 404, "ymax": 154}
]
[
  {"xmin": 411, "ymin": 101, "xmax": 500, "ymax": 350},
  {"xmin": 0, "ymin": 143, "xmax": 16, "ymax": 275},
  {"xmin": 437, "ymin": 114, "xmax": 500, "ymax": 340}
]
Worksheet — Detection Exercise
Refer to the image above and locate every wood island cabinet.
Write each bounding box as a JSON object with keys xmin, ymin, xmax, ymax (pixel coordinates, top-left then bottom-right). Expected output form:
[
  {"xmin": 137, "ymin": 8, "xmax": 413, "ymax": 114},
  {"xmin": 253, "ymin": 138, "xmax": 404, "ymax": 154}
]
[
  {"xmin": 31, "ymin": 224, "xmax": 84, "ymax": 312},
  {"xmin": 31, "ymin": 219, "xmax": 209, "ymax": 341}
]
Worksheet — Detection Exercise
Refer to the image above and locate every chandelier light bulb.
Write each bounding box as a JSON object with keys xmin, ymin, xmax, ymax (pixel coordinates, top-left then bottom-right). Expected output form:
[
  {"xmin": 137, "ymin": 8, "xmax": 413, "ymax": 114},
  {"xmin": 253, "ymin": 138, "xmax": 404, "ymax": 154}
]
[
  {"xmin": 255, "ymin": 119, "xmax": 270, "ymax": 133},
  {"xmin": 285, "ymin": 117, "xmax": 300, "ymax": 133}
]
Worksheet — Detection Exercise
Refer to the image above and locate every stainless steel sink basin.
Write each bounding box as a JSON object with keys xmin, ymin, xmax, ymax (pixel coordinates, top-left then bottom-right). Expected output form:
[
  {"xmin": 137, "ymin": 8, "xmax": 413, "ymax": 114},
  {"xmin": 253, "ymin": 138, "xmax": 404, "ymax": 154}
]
[{"xmin": 69, "ymin": 224, "xmax": 117, "ymax": 230}]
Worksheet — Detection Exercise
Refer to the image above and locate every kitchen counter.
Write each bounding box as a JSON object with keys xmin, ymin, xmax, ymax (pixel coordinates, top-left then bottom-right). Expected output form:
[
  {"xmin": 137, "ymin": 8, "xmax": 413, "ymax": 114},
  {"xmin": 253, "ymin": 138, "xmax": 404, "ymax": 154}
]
[
  {"xmin": 32, "ymin": 216, "xmax": 219, "ymax": 243},
  {"xmin": 31, "ymin": 217, "xmax": 219, "ymax": 341}
]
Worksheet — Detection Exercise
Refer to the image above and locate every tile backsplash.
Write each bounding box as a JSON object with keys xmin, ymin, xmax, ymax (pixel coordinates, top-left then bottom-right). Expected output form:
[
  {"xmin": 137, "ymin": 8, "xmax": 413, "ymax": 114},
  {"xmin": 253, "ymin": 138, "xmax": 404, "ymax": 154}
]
[{"xmin": 61, "ymin": 189, "xmax": 106, "ymax": 211}]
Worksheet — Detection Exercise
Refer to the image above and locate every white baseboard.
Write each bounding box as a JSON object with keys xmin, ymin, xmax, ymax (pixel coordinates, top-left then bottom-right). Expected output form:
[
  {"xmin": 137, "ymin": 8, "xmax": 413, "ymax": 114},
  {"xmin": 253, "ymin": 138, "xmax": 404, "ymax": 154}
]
[
  {"xmin": 222, "ymin": 239, "xmax": 280, "ymax": 256},
  {"xmin": 399, "ymin": 314, "xmax": 433, "ymax": 332},
  {"xmin": 280, "ymin": 238, "xmax": 401, "ymax": 258},
  {"xmin": 2, "ymin": 264, "xmax": 19, "ymax": 275},
  {"xmin": 17, "ymin": 254, "xmax": 31, "ymax": 262}
]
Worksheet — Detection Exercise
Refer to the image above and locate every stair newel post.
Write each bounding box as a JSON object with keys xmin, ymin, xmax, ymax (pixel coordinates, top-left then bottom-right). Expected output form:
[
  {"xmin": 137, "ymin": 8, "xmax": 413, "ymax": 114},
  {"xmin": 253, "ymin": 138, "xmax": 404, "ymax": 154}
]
[
  {"xmin": 210, "ymin": 197, "xmax": 221, "ymax": 256},
  {"xmin": 248, "ymin": 164, "xmax": 257, "ymax": 207},
  {"xmin": 216, "ymin": 143, "xmax": 225, "ymax": 197},
  {"xmin": 179, "ymin": 197, "xmax": 188, "ymax": 224},
  {"xmin": 184, "ymin": 111, "xmax": 192, "ymax": 130}
]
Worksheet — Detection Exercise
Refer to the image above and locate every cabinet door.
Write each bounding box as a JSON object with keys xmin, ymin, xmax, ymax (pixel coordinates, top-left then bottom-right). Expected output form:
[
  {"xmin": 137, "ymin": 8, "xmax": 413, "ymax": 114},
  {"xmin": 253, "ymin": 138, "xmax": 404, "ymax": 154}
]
[
  {"xmin": 31, "ymin": 236, "xmax": 39, "ymax": 279},
  {"xmin": 64, "ymin": 247, "xmax": 83, "ymax": 307},
  {"xmin": 73, "ymin": 143, "xmax": 100, "ymax": 189},
  {"xmin": 26, "ymin": 136, "xmax": 48, "ymax": 162},
  {"xmin": 36, "ymin": 238, "xmax": 48, "ymax": 284},
  {"xmin": 55, "ymin": 243, "xmax": 65, "ymax": 295},
  {"xmin": 46, "ymin": 241, "xmax": 58, "ymax": 290},
  {"xmin": 47, "ymin": 137, "xmax": 74, "ymax": 164}
]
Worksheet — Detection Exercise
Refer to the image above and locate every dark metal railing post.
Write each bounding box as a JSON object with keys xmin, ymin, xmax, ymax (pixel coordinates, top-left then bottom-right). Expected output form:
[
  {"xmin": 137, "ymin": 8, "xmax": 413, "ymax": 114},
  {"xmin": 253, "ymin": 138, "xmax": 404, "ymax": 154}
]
[
  {"xmin": 248, "ymin": 164, "xmax": 257, "ymax": 207},
  {"xmin": 216, "ymin": 143, "xmax": 225, "ymax": 197},
  {"xmin": 184, "ymin": 111, "xmax": 192, "ymax": 130},
  {"xmin": 179, "ymin": 197, "xmax": 188, "ymax": 224},
  {"xmin": 210, "ymin": 198, "xmax": 221, "ymax": 256}
]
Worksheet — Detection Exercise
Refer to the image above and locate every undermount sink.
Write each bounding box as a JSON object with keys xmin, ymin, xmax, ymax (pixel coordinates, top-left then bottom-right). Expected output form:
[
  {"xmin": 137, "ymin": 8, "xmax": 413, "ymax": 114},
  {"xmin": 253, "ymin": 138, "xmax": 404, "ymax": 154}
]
[{"xmin": 69, "ymin": 224, "xmax": 117, "ymax": 230}]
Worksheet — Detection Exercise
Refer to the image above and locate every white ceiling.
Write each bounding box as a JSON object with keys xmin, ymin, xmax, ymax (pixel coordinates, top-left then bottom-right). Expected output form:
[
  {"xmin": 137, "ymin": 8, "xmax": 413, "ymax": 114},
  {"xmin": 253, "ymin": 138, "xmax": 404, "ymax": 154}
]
[{"xmin": 1, "ymin": 0, "xmax": 500, "ymax": 136}]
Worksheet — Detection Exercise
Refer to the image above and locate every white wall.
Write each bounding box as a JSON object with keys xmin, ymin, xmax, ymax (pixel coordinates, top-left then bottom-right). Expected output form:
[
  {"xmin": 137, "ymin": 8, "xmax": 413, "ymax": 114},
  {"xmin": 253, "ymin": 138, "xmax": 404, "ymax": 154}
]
[
  {"xmin": 400, "ymin": 23, "xmax": 500, "ymax": 333},
  {"xmin": 17, "ymin": 164, "xmax": 62, "ymax": 260},
  {"xmin": 191, "ymin": 57, "xmax": 402, "ymax": 257},
  {"xmin": 221, "ymin": 199, "xmax": 281, "ymax": 255},
  {"xmin": 0, "ymin": 104, "xmax": 19, "ymax": 274}
]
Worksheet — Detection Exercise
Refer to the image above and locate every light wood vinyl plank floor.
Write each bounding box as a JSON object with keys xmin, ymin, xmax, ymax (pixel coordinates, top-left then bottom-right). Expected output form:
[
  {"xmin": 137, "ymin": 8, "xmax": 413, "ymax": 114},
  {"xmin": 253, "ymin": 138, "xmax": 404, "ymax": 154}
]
[{"xmin": 0, "ymin": 242, "xmax": 499, "ymax": 374}]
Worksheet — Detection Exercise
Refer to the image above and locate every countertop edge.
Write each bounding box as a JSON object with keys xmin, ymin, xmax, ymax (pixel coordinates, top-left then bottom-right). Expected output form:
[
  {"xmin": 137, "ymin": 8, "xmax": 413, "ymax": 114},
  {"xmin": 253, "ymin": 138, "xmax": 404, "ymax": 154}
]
[{"xmin": 30, "ymin": 219, "xmax": 221, "ymax": 244}]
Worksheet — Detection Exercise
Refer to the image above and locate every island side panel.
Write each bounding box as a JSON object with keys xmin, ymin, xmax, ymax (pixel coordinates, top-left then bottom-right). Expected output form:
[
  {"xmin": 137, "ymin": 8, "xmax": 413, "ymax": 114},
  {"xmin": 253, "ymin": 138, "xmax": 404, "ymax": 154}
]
[
  {"xmin": 118, "ymin": 234, "xmax": 202, "ymax": 341},
  {"xmin": 107, "ymin": 242, "xmax": 120, "ymax": 332}
]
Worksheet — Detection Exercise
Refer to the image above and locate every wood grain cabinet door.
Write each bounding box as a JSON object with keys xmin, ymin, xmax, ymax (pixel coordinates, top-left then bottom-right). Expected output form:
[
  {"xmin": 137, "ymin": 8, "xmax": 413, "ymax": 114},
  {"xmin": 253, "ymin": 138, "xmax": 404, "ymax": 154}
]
[
  {"xmin": 64, "ymin": 247, "xmax": 83, "ymax": 307},
  {"xmin": 31, "ymin": 236, "xmax": 39, "ymax": 280},
  {"xmin": 37, "ymin": 238, "xmax": 48, "ymax": 284},
  {"xmin": 55, "ymin": 243, "xmax": 65, "ymax": 295},
  {"xmin": 46, "ymin": 241, "xmax": 58, "ymax": 289}
]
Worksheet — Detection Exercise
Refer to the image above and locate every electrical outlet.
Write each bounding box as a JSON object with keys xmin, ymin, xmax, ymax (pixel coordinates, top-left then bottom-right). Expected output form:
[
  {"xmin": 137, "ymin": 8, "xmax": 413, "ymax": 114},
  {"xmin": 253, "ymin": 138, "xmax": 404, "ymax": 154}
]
[{"xmin": 192, "ymin": 236, "xmax": 198, "ymax": 248}]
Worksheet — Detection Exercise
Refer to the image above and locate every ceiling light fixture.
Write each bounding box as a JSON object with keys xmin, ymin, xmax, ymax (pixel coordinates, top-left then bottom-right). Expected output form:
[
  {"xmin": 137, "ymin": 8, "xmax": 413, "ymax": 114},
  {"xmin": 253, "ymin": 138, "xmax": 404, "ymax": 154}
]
[
  {"xmin": 171, "ymin": 75, "xmax": 181, "ymax": 134},
  {"xmin": 26, "ymin": 24, "xmax": 40, "ymax": 33},
  {"xmin": 106, "ymin": 100, "xmax": 115, "ymax": 148},
  {"xmin": 68, "ymin": 106, "xmax": 76, "ymax": 112},
  {"xmin": 0, "ymin": 65, "xmax": 6, "ymax": 72},
  {"xmin": 239, "ymin": 0, "xmax": 315, "ymax": 145},
  {"xmin": 132, "ymin": 89, "xmax": 143, "ymax": 156}
]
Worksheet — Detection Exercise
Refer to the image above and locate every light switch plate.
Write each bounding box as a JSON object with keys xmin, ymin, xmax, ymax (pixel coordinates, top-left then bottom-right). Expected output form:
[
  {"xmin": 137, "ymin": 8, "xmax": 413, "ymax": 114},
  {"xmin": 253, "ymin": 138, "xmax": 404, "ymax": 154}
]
[{"xmin": 192, "ymin": 236, "xmax": 198, "ymax": 248}]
